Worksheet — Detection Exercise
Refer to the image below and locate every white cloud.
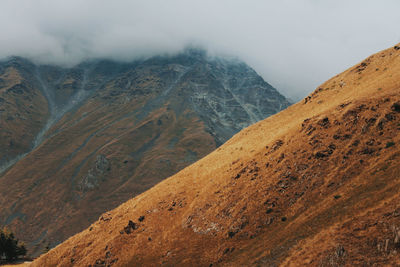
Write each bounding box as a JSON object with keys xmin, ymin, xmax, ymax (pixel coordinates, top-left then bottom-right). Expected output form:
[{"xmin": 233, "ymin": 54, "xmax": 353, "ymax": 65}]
[{"xmin": 0, "ymin": 0, "xmax": 399, "ymax": 100}]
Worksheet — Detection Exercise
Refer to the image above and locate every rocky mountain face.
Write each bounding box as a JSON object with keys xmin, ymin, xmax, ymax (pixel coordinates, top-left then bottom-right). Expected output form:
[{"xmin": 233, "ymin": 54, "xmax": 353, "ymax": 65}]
[
  {"xmin": 0, "ymin": 49, "xmax": 290, "ymax": 255},
  {"xmin": 31, "ymin": 44, "xmax": 400, "ymax": 266},
  {"xmin": 0, "ymin": 58, "xmax": 49, "ymax": 171}
]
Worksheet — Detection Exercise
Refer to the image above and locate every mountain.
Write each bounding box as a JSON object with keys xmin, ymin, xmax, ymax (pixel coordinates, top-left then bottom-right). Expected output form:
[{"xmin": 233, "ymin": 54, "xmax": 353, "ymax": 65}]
[
  {"xmin": 0, "ymin": 49, "xmax": 290, "ymax": 255},
  {"xmin": 30, "ymin": 44, "xmax": 400, "ymax": 266}
]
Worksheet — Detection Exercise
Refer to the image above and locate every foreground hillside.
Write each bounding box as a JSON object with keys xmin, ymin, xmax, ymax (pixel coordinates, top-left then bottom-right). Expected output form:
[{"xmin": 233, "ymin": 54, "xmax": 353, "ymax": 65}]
[
  {"xmin": 33, "ymin": 44, "xmax": 400, "ymax": 266},
  {"xmin": 0, "ymin": 50, "xmax": 289, "ymax": 255}
]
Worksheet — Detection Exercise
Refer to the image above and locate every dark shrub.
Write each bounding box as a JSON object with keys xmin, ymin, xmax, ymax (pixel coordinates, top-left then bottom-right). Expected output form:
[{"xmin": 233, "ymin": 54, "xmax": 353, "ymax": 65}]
[
  {"xmin": 386, "ymin": 141, "xmax": 395, "ymax": 148},
  {"xmin": 0, "ymin": 227, "xmax": 27, "ymax": 261}
]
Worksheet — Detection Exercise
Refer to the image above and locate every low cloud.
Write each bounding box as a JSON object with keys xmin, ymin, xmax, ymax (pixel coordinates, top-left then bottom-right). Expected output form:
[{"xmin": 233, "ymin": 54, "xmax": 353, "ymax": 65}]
[{"xmin": 0, "ymin": 0, "xmax": 399, "ymax": 100}]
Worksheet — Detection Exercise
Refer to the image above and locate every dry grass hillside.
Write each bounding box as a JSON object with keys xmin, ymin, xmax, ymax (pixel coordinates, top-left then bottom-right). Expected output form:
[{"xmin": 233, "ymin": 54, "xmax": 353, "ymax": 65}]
[
  {"xmin": 1, "ymin": 262, "xmax": 31, "ymax": 267},
  {"xmin": 33, "ymin": 44, "xmax": 400, "ymax": 266}
]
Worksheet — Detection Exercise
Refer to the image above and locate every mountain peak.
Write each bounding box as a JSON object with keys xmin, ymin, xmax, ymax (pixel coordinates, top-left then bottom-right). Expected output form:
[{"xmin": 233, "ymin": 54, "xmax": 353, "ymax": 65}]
[{"xmin": 183, "ymin": 46, "xmax": 208, "ymax": 58}]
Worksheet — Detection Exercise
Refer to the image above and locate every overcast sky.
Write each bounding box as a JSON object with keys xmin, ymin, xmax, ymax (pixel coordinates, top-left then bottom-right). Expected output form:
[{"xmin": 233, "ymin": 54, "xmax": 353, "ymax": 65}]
[{"xmin": 1, "ymin": 0, "xmax": 399, "ymax": 100}]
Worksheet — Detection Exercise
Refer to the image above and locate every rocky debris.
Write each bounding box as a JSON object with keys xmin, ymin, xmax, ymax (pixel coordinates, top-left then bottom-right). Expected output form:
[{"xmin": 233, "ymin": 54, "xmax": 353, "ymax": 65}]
[
  {"xmin": 295, "ymin": 163, "xmax": 309, "ymax": 171},
  {"xmin": 310, "ymin": 87, "xmax": 324, "ymax": 98},
  {"xmin": 264, "ymin": 198, "xmax": 277, "ymax": 208},
  {"xmin": 227, "ymin": 231, "xmax": 236, "ymax": 238},
  {"xmin": 226, "ymin": 216, "xmax": 249, "ymax": 238},
  {"xmin": 223, "ymin": 247, "xmax": 235, "ymax": 255},
  {"xmin": 266, "ymin": 217, "xmax": 274, "ymax": 225},
  {"xmin": 233, "ymin": 166, "xmax": 247, "ymax": 179},
  {"xmin": 7, "ymin": 83, "xmax": 28, "ymax": 95},
  {"xmin": 377, "ymin": 118, "xmax": 386, "ymax": 131},
  {"xmin": 375, "ymin": 225, "xmax": 400, "ymax": 254},
  {"xmin": 95, "ymin": 154, "xmax": 111, "ymax": 173},
  {"xmin": 394, "ymin": 227, "xmax": 400, "ymax": 248},
  {"xmin": 333, "ymin": 133, "xmax": 352, "ymax": 140},
  {"xmin": 121, "ymin": 220, "xmax": 138, "ymax": 234},
  {"xmin": 277, "ymin": 153, "xmax": 285, "ymax": 163},
  {"xmin": 318, "ymin": 117, "xmax": 330, "ymax": 128},
  {"xmin": 232, "ymin": 161, "xmax": 261, "ymax": 180},
  {"xmin": 79, "ymin": 170, "xmax": 99, "ymax": 192},
  {"xmin": 301, "ymin": 118, "xmax": 311, "ymax": 129},
  {"xmin": 315, "ymin": 150, "xmax": 332, "ymax": 159},
  {"xmin": 342, "ymin": 105, "xmax": 366, "ymax": 124},
  {"xmin": 328, "ymin": 143, "xmax": 336, "ymax": 151},
  {"xmin": 366, "ymin": 139, "xmax": 376, "ymax": 146},
  {"xmin": 385, "ymin": 112, "xmax": 396, "ymax": 122},
  {"xmin": 362, "ymin": 117, "xmax": 377, "ymax": 133},
  {"xmin": 355, "ymin": 60, "xmax": 370, "ymax": 73},
  {"xmin": 271, "ymin": 140, "xmax": 284, "ymax": 151},
  {"xmin": 168, "ymin": 201, "xmax": 177, "ymax": 211},
  {"xmin": 93, "ymin": 259, "xmax": 106, "ymax": 267},
  {"xmin": 321, "ymin": 245, "xmax": 346, "ymax": 266},
  {"xmin": 351, "ymin": 140, "xmax": 360, "ymax": 147},
  {"xmin": 138, "ymin": 216, "xmax": 145, "ymax": 222},
  {"xmin": 336, "ymin": 245, "xmax": 345, "ymax": 257},
  {"xmin": 78, "ymin": 154, "xmax": 111, "ymax": 192},
  {"xmin": 337, "ymin": 102, "xmax": 351, "ymax": 110},
  {"xmin": 94, "ymin": 258, "xmax": 119, "ymax": 267},
  {"xmin": 361, "ymin": 147, "xmax": 375, "ymax": 155},
  {"xmin": 305, "ymin": 125, "xmax": 316, "ymax": 136},
  {"xmin": 391, "ymin": 102, "xmax": 400, "ymax": 112},
  {"xmin": 99, "ymin": 213, "xmax": 112, "ymax": 222}
]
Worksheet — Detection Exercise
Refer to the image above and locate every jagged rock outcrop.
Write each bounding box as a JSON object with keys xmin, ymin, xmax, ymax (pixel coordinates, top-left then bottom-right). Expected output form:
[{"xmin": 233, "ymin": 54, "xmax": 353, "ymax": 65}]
[{"xmin": 78, "ymin": 155, "xmax": 111, "ymax": 192}]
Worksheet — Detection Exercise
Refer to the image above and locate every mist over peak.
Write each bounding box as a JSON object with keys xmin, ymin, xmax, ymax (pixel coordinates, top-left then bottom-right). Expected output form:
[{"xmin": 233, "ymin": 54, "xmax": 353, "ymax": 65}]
[{"xmin": 1, "ymin": 0, "xmax": 399, "ymax": 100}]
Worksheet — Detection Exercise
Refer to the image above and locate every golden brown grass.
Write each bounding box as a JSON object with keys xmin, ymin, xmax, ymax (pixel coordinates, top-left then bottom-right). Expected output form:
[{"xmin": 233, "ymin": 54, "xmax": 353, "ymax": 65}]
[{"xmin": 1, "ymin": 262, "xmax": 31, "ymax": 267}]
